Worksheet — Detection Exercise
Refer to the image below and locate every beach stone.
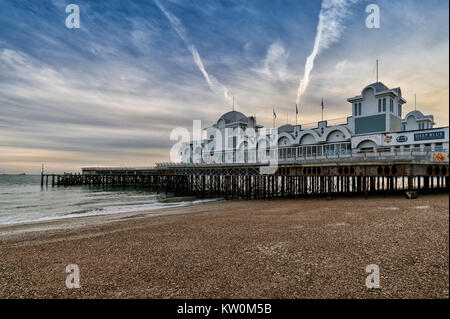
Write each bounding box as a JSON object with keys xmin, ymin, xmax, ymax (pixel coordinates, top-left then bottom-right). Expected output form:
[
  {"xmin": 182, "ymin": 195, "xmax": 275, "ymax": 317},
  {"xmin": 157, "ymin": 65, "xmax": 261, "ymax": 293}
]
[{"xmin": 405, "ymin": 191, "xmax": 418, "ymax": 199}]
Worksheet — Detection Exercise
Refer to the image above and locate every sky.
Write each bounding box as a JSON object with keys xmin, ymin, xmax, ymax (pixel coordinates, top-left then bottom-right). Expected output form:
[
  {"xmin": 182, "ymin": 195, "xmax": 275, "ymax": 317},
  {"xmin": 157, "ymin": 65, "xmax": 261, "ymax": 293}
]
[{"xmin": 0, "ymin": 0, "xmax": 448, "ymax": 173}]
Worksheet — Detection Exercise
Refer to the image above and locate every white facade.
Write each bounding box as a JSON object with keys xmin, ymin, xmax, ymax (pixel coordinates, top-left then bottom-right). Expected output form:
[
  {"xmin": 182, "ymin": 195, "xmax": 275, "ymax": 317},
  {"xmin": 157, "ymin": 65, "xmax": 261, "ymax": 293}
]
[
  {"xmin": 179, "ymin": 82, "xmax": 448, "ymax": 164},
  {"xmin": 402, "ymin": 110, "xmax": 434, "ymax": 131},
  {"xmin": 347, "ymin": 82, "xmax": 406, "ymax": 135}
]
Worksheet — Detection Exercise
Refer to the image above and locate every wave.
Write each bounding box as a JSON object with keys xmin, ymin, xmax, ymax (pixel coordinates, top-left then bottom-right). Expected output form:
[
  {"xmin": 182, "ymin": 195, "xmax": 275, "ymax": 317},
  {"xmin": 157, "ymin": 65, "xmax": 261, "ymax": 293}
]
[{"xmin": 0, "ymin": 198, "xmax": 223, "ymax": 226}]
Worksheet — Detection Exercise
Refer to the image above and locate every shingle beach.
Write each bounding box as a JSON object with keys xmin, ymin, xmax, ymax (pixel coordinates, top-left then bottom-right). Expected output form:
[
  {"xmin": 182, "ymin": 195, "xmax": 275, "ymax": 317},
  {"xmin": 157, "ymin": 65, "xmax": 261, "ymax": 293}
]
[{"xmin": 0, "ymin": 194, "xmax": 448, "ymax": 298}]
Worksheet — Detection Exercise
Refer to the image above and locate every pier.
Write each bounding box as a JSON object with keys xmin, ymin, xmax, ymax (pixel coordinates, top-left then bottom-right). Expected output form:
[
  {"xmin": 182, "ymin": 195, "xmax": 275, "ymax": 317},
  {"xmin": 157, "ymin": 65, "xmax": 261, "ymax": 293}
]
[
  {"xmin": 42, "ymin": 151, "xmax": 449, "ymax": 199},
  {"xmin": 38, "ymin": 81, "xmax": 450, "ymax": 200}
]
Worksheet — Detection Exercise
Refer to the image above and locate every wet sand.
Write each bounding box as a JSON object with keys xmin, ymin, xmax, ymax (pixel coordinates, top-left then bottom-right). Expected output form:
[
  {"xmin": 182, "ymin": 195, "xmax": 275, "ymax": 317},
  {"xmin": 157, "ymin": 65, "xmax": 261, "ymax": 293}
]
[{"xmin": 0, "ymin": 194, "xmax": 448, "ymax": 298}]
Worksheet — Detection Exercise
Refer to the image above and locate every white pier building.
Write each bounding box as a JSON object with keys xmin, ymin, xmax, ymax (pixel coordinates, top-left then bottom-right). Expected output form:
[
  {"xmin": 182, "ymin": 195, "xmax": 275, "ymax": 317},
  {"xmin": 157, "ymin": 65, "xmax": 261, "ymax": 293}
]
[{"xmin": 179, "ymin": 82, "xmax": 449, "ymax": 165}]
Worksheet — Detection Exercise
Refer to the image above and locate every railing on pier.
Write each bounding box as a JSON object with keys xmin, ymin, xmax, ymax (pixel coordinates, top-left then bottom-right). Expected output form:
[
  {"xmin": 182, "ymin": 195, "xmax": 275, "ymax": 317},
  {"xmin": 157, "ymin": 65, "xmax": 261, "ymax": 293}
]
[{"xmin": 159, "ymin": 149, "xmax": 449, "ymax": 168}]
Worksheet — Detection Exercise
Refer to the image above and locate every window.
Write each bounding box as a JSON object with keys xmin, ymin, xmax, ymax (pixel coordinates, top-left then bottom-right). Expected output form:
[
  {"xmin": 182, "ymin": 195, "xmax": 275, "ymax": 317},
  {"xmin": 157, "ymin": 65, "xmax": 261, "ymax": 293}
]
[
  {"xmin": 317, "ymin": 146, "xmax": 322, "ymax": 156},
  {"xmin": 378, "ymin": 99, "xmax": 381, "ymax": 112},
  {"xmin": 354, "ymin": 103, "xmax": 362, "ymax": 116},
  {"xmin": 402, "ymin": 124, "xmax": 406, "ymax": 131},
  {"xmin": 383, "ymin": 98, "xmax": 386, "ymax": 112},
  {"xmin": 398, "ymin": 104, "xmax": 402, "ymax": 117},
  {"xmin": 390, "ymin": 99, "xmax": 393, "ymax": 112}
]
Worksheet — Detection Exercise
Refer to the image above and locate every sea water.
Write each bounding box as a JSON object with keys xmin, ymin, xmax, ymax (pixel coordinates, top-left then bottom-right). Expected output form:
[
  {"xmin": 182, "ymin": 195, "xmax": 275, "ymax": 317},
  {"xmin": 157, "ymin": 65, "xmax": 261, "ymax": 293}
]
[{"xmin": 0, "ymin": 175, "xmax": 220, "ymax": 225}]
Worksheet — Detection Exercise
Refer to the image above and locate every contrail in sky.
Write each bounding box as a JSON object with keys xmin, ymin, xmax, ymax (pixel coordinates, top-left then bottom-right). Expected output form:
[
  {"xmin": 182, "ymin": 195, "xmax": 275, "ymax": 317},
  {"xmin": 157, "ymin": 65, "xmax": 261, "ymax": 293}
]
[
  {"xmin": 154, "ymin": 0, "xmax": 231, "ymax": 101},
  {"xmin": 296, "ymin": 0, "xmax": 357, "ymax": 106}
]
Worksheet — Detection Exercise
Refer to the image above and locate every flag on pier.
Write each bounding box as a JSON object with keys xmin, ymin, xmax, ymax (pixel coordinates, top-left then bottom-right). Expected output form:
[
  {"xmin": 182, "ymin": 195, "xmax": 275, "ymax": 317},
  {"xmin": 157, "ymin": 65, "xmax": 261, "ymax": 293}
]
[
  {"xmin": 295, "ymin": 104, "xmax": 298, "ymax": 125},
  {"xmin": 273, "ymin": 109, "xmax": 277, "ymax": 128}
]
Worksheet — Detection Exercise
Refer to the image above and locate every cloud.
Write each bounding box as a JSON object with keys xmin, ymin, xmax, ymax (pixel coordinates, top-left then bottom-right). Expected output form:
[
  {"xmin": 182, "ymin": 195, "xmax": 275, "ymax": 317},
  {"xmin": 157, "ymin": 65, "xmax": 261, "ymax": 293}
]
[
  {"xmin": 259, "ymin": 40, "xmax": 291, "ymax": 82},
  {"xmin": 153, "ymin": 0, "xmax": 231, "ymax": 101},
  {"xmin": 335, "ymin": 59, "xmax": 348, "ymax": 70},
  {"xmin": 296, "ymin": 0, "xmax": 357, "ymax": 105},
  {"xmin": 0, "ymin": 47, "xmax": 223, "ymax": 172}
]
